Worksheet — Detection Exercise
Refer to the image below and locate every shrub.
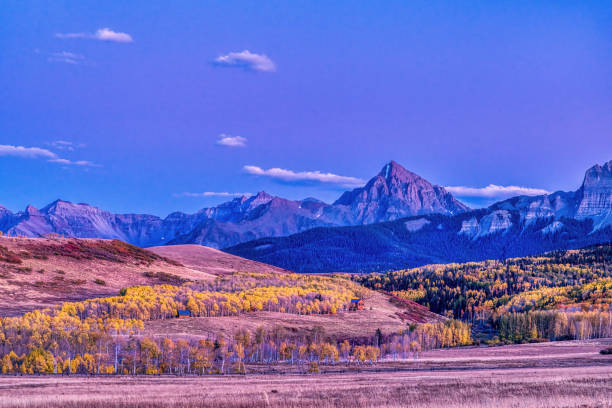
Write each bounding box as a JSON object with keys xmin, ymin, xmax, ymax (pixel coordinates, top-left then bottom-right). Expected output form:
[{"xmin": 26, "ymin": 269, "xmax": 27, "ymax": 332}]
[
  {"xmin": 69, "ymin": 279, "xmax": 86, "ymax": 285},
  {"xmin": 0, "ymin": 246, "xmax": 23, "ymax": 264}
]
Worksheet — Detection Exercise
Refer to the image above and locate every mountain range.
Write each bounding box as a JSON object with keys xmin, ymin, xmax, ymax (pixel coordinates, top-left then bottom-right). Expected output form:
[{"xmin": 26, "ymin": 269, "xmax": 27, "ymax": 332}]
[
  {"xmin": 0, "ymin": 161, "xmax": 468, "ymax": 248},
  {"xmin": 3, "ymin": 159, "xmax": 611, "ymax": 273},
  {"xmin": 226, "ymin": 160, "xmax": 612, "ymax": 272}
]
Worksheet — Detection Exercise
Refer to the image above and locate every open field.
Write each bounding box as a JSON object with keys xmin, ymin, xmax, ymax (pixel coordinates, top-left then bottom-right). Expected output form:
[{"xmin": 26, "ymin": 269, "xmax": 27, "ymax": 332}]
[
  {"xmin": 143, "ymin": 290, "xmax": 444, "ymax": 340},
  {"xmin": 0, "ymin": 339, "xmax": 610, "ymax": 408}
]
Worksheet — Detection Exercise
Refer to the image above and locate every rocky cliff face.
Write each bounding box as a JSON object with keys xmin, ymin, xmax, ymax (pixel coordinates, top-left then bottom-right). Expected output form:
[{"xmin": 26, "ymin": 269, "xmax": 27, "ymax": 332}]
[
  {"xmin": 488, "ymin": 160, "xmax": 612, "ymax": 231},
  {"xmin": 575, "ymin": 160, "xmax": 612, "ymax": 229},
  {"xmin": 332, "ymin": 161, "xmax": 469, "ymax": 224}
]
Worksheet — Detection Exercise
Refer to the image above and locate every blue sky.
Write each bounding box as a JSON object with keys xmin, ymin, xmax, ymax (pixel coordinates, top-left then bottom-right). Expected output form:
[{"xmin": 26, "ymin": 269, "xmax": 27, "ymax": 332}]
[{"xmin": 1, "ymin": 1, "xmax": 611, "ymax": 215}]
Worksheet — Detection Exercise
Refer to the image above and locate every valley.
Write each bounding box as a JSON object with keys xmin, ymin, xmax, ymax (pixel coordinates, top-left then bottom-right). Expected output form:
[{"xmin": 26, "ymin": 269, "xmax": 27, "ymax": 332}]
[{"xmin": 6, "ymin": 3, "xmax": 611, "ymax": 406}]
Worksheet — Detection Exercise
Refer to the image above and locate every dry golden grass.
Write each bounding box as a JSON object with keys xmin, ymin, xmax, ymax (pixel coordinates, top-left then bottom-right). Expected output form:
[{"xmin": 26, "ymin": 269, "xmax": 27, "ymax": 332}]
[
  {"xmin": 0, "ymin": 366, "xmax": 609, "ymax": 407},
  {"xmin": 0, "ymin": 339, "xmax": 610, "ymax": 407}
]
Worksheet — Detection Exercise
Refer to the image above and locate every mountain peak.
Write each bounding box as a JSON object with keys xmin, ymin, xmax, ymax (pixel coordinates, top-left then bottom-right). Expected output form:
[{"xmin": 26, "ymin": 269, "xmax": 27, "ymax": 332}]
[
  {"xmin": 378, "ymin": 160, "xmax": 421, "ymax": 183},
  {"xmin": 334, "ymin": 161, "xmax": 469, "ymax": 223},
  {"xmin": 582, "ymin": 160, "xmax": 612, "ymax": 188},
  {"xmin": 254, "ymin": 191, "xmax": 272, "ymax": 200},
  {"xmin": 24, "ymin": 205, "xmax": 40, "ymax": 216},
  {"xmin": 576, "ymin": 159, "xmax": 612, "ymax": 222}
]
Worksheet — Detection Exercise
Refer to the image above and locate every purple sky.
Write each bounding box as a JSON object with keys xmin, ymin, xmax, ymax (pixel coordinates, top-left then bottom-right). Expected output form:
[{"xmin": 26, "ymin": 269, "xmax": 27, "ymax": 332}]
[{"xmin": 1, "ymin": 1, "xmax": 611, "ymax": 215}]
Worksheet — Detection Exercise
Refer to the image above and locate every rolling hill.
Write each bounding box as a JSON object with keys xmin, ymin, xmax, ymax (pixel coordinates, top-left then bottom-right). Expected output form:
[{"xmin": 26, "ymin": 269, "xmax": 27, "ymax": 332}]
[
  {"xmin": 147, "ymin": 244, "xmax": 289, "ymax": 276},
  {"xmin": 0, "ymin": 238, "xmax": 288, "ymax": 315}
]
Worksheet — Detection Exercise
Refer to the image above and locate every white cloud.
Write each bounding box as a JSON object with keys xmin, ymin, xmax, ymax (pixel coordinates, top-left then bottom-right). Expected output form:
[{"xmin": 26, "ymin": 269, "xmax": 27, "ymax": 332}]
[
  {"xmin": 0, "ymin": 144, "xmax": 98, "ymax": 167},
  {"xmin": 217, "ymin": 134, "xmax": 247, "ymax": 147},
  {"xmin": 49, "ymin": 140, "xmax": 75, "ymax": 151},
  {"xmin": 93, "ymin": 28, "xmax": 133, "ymax": 43},
  {"xmin": 56, "ymin": 28, "xmax": 133, "ymax": 43},
  {"xmin": 444, "ymin": 184, "xmax": 550, "ymax": 198},
  {"xmin": 48, "ymin": 51, "xmax": 85, "ymax": 65},
  {"xmin": 214, "ymin": 50, "xmax": 276, "ymax": 72},
  {"xmin": 178, "ymin": 192, "xmax": 252, "ymax": 198},
  {"xmin": 49, "ymin": 158, "xmax": 98, "ymax": 167},
  {"xmin": 48, "ymin": 140, "xmax": 86, "ymax": 151},
  {"xmin": 0, "ymin": 145, "xmax": 56, "ymax": 159},
  {"xmin": 244, "ymin": 165, "xmax": 365, "ymax": 187}
]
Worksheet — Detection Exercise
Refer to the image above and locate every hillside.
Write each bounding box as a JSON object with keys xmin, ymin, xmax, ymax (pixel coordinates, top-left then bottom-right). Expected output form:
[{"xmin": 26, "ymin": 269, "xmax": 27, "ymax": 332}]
[
  {"xmin": 147, "ymin": 244, "xmax": 290, "ymax": 276},
  {"xmin": 0, "ymin": 237, "xmax": 215, "ymax": 315},
  {"xmin": 357, "ymin": 244, "xmax": 612, "ymax": 318},
  {"xmin": 227, "ymin": 160, "xmax": 612, "ymax": 273},
  {"xmin": 0, "ymin": 267, "xmax": 456, "ymax": 376},
  {"xmin": 357, "ymin": 244, "xmax": 612, "ymax": 343},
  {"xmin": 144, "ymin": 290, "xmax": 444, "ymax": 341}
]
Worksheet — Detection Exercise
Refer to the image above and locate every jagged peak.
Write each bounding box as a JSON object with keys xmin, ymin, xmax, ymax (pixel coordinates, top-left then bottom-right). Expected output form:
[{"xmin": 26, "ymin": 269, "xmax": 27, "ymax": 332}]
[
  {"xmin": 581, "ymin": 159, "xmax": 612, "ymax": 188},
  {"xmin": 253, "ymin": 191, "xmax": 272, "ymax": 200},
  {"xmin": 376, "ymin": 161, "xmax": 425, "ymax": 186},
  {"xmin": 24, "ymin": 204, "xmax": 40, "ymax": 216},
  {"xmin": 41, "ymin": 199, "xmax": 76, "ymax": 212}
]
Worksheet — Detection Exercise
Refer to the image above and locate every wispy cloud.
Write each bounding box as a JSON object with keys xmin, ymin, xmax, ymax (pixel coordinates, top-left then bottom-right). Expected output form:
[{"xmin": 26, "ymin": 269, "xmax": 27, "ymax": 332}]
[
  {"xmin": 445, "ymin": 184, "xmax": 550, "ymax": 198},
  {"xmin": 48, "ymin": 158, "xmax": 98, "ymax": 167},
  {"xmin": 217, "ymin": 134, "xmax": 247, "ymax": 147},
  {"xmin": 244, "ymin": 165, "xmax": 365, "ymax": 187},
  {"xmin": 0, "ymin": 145, "xmax": 56, "ymax": 159},
  {"xmin": 214, "ymin": 50, "xmax": 276, "ymax": 72},
  {"xmin": 49, "ymin": 140, "xmax": 87, "ymax": 151},
  {"xmin": 48, "ymin": 51, "xmax": 85, "ymax": 65},
  {"xmin": 177, "ymin": 192, "xmax": 252, "ymax": 198},
  {"xmin": 56, "ymin": 28, "xmax": 133, "ymax": 43},
  {"xmin": 49, "ymin": 140, "xmax": 84, "ymax": 151},
  {"xmin": 0, "ymin": 144, "xmax": 98, "ymax": 167}
]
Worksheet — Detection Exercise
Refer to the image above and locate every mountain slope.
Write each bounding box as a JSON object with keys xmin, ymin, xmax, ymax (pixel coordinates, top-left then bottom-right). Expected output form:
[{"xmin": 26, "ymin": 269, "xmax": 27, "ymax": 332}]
[
  {"xmin": 147, "ymin": 244, "xmax": 290, "ymax": 276},
  {"xmin": 166, "ymin": 192, "xmax": 334, "ymax": 248},
  {"xmin": 226, "ymin": 160, "xmax": 612, "ymax": 273}
]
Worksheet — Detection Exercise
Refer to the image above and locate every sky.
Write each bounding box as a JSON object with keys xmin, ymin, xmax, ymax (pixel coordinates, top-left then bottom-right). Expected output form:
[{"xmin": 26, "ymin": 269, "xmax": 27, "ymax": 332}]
[{"xmin": 1, "ymin": 1, "xmax": 611, "ymax": 215}]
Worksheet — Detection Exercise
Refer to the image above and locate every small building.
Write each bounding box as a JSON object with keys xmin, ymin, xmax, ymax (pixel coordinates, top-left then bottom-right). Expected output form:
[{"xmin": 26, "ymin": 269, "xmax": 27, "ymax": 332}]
[
  {"xmin": 177, "ymin": 309, "xmax": 191, "ymax": 318},
  {"xmin": 349, "ymin": 298, "xmax": 364, "ymax": 311}
]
